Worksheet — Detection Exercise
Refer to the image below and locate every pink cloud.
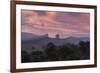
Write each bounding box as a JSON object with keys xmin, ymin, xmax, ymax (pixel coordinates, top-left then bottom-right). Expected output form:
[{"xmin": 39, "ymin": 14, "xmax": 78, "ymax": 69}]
[{"xmin": 21, "ymin": 10, "xmax": 90, "ymax": 38}]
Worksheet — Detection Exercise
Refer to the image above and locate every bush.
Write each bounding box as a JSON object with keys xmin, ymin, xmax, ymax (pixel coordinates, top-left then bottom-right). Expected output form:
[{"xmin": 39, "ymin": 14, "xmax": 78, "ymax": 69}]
[
  {"xmin": 44, "ymin": 42, "xmax": 59, "ymax": 61},
  {"xmin": 79, "ymin": 41, "xmax": 90, "ymax": 59},
  {"xmin": 21, "ymin": 50, "xmax": 31, "ymax": 63},
  {"xmin": 30, "ymin": 51, "xmax": 47, "ymax": 62}
]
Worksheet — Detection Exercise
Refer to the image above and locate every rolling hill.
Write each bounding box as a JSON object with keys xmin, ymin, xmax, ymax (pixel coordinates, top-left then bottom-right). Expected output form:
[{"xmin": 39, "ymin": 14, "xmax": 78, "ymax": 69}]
[{"xmin": 21, "ymin": 32, "xmax": 90, "ymax": 51}]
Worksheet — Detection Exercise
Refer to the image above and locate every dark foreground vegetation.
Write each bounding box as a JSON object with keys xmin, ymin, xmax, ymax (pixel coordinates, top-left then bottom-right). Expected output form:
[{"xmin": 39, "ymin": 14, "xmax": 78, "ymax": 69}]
[{"xmin": 21, "ymin": 41, "xmax": 90, "ymax": 63}]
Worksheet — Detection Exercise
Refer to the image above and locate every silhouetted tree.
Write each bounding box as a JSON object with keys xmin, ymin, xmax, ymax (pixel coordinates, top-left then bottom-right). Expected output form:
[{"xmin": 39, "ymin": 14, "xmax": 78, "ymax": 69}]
[
  {"xmin": 31, "ymin": 46, "xmax": 36, "ymax": 51},
  {"xmin": 79, "ymin": 41, "xmax": 90, "ymax": 59},
  {"xmin": 58, "ymin": 44, "xmax": 74, "ymax": 60},
  {"xmin": 44, "ymin": 42, "xmax": 59, "ymax": 61},
  {"xmin": 21, "ymin": 50, "xmax": 31, "ymax": 63},
  {"xmin": 58, "ymin": 43, "xmax": 85, "ymax": 60},
  {"xmin": 66, "ymin": 43, "xmax": 83, "ymax": 60},
  {"xmin": 21, "ymin": 41, "xmax": 90, "ymax": 63},
  {"xmin": 30, "ymin": 51, "xmax": 47, "ymax": 62}
]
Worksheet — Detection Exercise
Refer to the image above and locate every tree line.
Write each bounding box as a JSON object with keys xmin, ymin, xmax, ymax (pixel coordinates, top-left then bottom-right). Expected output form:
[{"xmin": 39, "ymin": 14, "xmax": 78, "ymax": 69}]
[{"xmin": 21, "ymin": 41, "xmax": 90, "ymax": 63}]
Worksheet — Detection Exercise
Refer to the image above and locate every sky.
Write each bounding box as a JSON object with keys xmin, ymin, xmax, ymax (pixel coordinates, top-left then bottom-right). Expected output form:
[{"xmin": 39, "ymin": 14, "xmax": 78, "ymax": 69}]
[{"xmin": 21, "ymin": 9, "xmax": 90, "ymax": 38}]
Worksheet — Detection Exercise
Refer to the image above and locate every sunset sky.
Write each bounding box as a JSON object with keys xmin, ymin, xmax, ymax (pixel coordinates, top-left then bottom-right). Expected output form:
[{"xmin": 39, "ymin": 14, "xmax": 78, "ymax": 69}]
[{"xmin": 21, "ymin": 9, "xmax": 90, "ymax": 38}]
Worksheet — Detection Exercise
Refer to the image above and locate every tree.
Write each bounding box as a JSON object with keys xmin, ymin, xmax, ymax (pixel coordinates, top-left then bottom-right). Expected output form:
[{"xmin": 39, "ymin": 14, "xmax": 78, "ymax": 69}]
[
  {"xmin": 44, "ymin": 42, "xmax": 58, "ymax": 61},
  {"xmin": 30, "ymin": 51, "xmax": 47, "ymax": 62},
  {"xmin": 21, "ymin": 50, "xmax": 31, "ymax": 63},
  {"xmin": 79, "ymin": 41, "xmax": 90, "ymax": 59},
  {"xmin": 58, "ymin": 43, "xmax": 84, "ymax": 60},
  {"xmin": 58, "ymin": 44, "xmax": 74, "ymax": 60},
  {"xmin": 31, "ymin": 46, "xmax": 36, "ymax": 50}
]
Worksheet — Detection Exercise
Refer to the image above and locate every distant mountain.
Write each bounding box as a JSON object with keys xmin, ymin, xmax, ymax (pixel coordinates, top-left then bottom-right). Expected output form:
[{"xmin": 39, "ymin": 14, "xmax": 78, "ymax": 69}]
[
  {"xmin": 21, "ymin": 33, "xmax": 90, "ymax": 51},
  {"xmin": 64, "ymin": 36, "xmax": 89, "ymax": 44},
  {"xmin": 21, "ymin": 32, "xmax": 39, "ymax": 40}
]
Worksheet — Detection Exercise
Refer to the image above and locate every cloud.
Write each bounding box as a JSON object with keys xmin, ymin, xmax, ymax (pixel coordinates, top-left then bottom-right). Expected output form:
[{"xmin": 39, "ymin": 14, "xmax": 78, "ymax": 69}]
[
  {"xmin": 21, "ymin": 10, "xmax": 90, "ymax": 38},
  {"xmin": 46, "ymin": 11, "xmax": 57, "ymax": 18}
]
